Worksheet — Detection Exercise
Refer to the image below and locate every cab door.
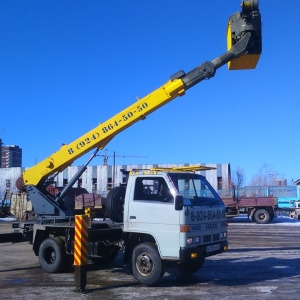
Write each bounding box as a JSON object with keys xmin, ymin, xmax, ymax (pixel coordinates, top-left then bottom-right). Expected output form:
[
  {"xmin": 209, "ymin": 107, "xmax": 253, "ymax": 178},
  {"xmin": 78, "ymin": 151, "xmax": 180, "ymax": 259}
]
[{"xmin": 125, "ymin": 176, "xmax": 180, "ymax": 258}]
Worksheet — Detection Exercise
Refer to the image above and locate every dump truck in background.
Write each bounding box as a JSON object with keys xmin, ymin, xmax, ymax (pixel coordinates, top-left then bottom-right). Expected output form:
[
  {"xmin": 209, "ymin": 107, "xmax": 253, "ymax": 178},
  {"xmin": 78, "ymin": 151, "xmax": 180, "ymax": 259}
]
[{"xmin": 222, "ymin": 195, "xmax": 278, "ymax": 224}]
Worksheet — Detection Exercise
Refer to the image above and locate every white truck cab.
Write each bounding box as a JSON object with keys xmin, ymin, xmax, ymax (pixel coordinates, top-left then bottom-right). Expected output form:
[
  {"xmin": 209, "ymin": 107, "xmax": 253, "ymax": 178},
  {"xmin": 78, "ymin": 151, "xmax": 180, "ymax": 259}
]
[{"xmin": 105, "ymin": 166, "xmax": 228, "ymax": 285}]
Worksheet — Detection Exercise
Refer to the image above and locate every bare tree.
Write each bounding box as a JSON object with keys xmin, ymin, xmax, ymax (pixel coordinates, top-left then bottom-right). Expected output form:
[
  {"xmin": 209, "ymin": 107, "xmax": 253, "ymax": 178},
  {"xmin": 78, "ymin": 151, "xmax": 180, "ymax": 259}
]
[
  {"xmin": 250, "ymin": 163, "xmax": 277, "ymax": 187},
  {"xmin": 232, "ymin": 167, "xmax": 245, "ymax": 190}
]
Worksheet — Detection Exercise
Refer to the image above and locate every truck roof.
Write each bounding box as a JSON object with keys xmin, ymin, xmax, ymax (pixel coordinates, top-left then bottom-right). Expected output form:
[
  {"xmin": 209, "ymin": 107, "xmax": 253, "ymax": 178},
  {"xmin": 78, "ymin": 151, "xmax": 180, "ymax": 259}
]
[{"xmin": 129, "ymin": 165, "xmax": 216, "ymax": 175}]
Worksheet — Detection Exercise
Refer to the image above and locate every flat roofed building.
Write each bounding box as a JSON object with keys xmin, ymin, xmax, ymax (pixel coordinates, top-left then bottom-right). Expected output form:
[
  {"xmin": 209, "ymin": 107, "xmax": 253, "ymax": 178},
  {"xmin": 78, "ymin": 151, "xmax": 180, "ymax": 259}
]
[
  {"xmin": 0, "ymin": 138, "xmax": 2, "ymax": 168},
  {"xmin": 0, "ymin": 163, "xmax": 231, "ymax": 198}
]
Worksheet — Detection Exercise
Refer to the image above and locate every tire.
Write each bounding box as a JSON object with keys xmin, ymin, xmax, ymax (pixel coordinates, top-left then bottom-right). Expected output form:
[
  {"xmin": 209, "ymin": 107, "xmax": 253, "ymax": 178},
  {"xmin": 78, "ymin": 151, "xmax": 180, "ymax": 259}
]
[
  {"xmin": 105, "ymin": 186, "xmax": 126, "ymax": 223},
  {"xmin": 177, "ymin": 256, "xmax": 205, "ymax": 274},
  {"xmin": 132, "ymin": 242, "xmax": 165, "ymax": 286},
  {"xmin": 39, "ymin": 237, "xmax": 66, "ymax": 273},
  {"xmin": 253, "ymin": 209, "xmax": 270, "ymax": 224}
]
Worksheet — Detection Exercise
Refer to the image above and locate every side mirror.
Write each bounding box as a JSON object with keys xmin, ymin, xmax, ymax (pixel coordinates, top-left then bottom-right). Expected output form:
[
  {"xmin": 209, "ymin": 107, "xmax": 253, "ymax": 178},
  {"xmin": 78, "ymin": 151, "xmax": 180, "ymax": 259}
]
[{"xmin": 175, "ymin": 195, "xmax": 183, "ymax": 211}]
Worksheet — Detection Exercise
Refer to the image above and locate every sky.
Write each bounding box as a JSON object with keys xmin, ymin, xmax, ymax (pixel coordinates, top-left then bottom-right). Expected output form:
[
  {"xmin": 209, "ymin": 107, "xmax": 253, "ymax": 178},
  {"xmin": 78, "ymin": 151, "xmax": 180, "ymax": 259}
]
[{"xmin": 0, "ymin": 0, "xmax": 300, "ymax": 185}]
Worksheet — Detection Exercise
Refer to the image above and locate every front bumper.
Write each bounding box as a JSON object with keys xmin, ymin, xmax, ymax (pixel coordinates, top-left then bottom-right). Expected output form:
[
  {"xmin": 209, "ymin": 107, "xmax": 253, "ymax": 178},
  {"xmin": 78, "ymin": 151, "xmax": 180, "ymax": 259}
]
[{"xmin": 180, "ymin": 240, "xmax": 228, "ymax": 262}]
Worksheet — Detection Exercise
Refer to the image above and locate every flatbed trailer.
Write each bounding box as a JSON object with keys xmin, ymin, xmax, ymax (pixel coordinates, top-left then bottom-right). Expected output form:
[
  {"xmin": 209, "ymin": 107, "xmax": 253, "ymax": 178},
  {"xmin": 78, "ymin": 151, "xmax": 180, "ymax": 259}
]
[{"xmin": 222, "ymin": 196, "xmax": 278, "ymax": 224}]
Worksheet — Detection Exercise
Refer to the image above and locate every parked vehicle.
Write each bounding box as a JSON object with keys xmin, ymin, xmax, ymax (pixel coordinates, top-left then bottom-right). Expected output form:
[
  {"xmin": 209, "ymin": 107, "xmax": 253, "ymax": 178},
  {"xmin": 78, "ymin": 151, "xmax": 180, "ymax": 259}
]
[
  {"xmin": 289, "ymin": 200, "xmax": 300, "ymax": 220},
  {"xmin": 3, "ymin": 0, "xmax": 262, "ymax": 286},
  {"xmin": 222, "ymin": 195, "xmax": 278, "ymax": 224},
  {"xmin": 0, "ymin": 191, "xmax": 10, "ymax": 218},
  {"xmin": 15, "ymin": 166, "xmax": 228, "ymax": 286}
]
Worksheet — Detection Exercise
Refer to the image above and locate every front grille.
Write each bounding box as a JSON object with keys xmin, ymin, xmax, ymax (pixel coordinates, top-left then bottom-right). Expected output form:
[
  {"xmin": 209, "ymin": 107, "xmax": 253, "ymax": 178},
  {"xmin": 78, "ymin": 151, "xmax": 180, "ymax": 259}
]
[
  {"xmin": 213, "ymin": 233, "xmax": 219, "ymax": 241},
  {"xmin": 203, "ymin": 234, "xmax": 211, "ymax": 243}
]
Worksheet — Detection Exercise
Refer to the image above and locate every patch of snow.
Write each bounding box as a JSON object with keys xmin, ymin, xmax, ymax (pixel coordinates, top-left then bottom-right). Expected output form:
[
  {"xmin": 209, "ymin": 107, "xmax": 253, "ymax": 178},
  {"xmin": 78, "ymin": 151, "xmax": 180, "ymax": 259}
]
[
  {"xmin": 228, "ymin": 214, "xmax": 300, "ymax": 225},
  {"xmin": 0, "ymin": 217, "xmax": 17, "ymax": 222}
]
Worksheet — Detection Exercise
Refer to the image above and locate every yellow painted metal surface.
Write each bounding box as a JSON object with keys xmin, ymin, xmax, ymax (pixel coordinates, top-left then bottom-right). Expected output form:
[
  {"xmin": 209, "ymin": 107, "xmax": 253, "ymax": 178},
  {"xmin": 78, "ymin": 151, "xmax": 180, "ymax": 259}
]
[
  {"xmin": 21, "ymin": 1, "xmax": 262, "ymax": 188},
  {"xmin": 129, "ymin": 165, "xmax": 216, "ymax": 175},
  {"xmin": 226, "ymin": 14, "xmax": 261, "ymax": 70},
  {"xmin": 22, "ymin": 78, "xmax": 185, "ymax": 186}
]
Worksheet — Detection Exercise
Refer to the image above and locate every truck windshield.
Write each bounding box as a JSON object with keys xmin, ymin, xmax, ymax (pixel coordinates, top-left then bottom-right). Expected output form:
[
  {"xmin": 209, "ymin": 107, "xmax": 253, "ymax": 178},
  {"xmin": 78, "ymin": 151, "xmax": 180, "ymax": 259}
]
[{"xmin": 168, "ymin": 173, "xmax": 223, "ymax": 207}]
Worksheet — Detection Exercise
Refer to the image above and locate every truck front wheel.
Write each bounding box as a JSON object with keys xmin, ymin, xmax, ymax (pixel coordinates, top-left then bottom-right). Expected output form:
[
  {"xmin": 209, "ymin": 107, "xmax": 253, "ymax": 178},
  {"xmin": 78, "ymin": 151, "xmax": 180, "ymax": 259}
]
[
  {"xmin": 253, "ymin": 209, "xmax": 270, "ymax": 224},
  {"xmin": 132, "ymin": 242, "xmax": 165, "ymax": 286},
  {"xmin": 39, "ymin": 237, "xmax": 66, "ymax": 273}
]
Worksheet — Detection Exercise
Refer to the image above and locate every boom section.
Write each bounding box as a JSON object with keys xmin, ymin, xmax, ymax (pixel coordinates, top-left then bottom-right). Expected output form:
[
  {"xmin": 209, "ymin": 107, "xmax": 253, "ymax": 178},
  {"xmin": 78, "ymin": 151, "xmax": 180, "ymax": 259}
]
[
  {"xmin": 22, "ymin": 78, "xmax": 186, "ymax": 187},
  {"xmin": 21, "ymin": 1, "xmax": 261, "ymax": 188}
]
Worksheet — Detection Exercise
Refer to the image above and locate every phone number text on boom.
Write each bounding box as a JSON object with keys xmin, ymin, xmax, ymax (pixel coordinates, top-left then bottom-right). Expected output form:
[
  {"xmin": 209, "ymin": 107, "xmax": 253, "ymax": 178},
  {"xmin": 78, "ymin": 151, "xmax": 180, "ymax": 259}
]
[
  {"xmin": 67, "ymin": 102, "xmax": 148, "ymax": 154},
  {"xmin": 101, "ymin": 102, "xmax": 148, "ymax": 133}
]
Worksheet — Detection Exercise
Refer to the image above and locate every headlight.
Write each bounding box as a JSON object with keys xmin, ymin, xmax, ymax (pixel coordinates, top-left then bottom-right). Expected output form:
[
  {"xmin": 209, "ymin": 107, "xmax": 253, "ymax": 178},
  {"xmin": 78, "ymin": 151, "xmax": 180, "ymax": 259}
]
[
  {"xmin": 219, "ymin": 232, "xmax": 227, "ymax": 239},
  {"xmin": 187, "ymin": 237, "xmax": 193, "ymax": 245},
  {"xmin": 195, "ymin": 236, "xmax": 200, "ymax": 244}
]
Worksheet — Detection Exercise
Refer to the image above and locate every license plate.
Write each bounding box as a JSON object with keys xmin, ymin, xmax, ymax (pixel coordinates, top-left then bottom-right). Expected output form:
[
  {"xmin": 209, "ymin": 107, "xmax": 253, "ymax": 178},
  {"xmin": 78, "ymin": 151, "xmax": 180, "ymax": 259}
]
[{"xmin": 206, "ymin": 243, "xmax": 220, "ymax": 252}]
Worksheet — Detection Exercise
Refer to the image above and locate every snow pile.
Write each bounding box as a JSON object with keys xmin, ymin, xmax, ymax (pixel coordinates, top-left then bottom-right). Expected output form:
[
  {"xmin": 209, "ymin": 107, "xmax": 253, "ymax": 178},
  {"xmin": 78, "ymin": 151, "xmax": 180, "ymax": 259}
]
[
  {"xmin": 0, "ymin": 217, "xmax": 17, "ymax": 222},
  {"xmin": 228, "ymin": 214, "xmax": 300, "ymax": 226}
]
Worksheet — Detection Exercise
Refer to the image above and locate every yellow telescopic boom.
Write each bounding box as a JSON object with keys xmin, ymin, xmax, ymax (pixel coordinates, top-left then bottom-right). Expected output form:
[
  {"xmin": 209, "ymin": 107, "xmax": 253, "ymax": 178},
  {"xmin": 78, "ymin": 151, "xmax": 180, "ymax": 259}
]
[
  {"xmin": 21, "ymin": 77, "xmax": 187, "ymax": 187},
  {"xmin": 18, "ymin": 1, "xmax": 262, "ymax": 216}
]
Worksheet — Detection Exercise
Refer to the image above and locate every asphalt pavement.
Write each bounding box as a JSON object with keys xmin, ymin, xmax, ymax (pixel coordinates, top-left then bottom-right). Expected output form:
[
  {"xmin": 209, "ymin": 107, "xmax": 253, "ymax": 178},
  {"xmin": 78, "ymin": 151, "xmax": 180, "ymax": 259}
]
[{"xmin": 0, "ymin": 217, "xmax": 299, "ymax": 300}]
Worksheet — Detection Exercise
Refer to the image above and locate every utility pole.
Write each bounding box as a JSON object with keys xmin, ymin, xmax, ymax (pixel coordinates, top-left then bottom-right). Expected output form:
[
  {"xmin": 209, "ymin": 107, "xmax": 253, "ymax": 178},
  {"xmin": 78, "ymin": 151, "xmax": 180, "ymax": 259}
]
[
  {"xmin": 0, "ymin": 129, "xmax": 4, "ymax": 169},
  {"xmin": 113, "ymin": 151, "xmax": 116, "ymax": 187},
  {"xmin": 98, "ymin": 150, "xmax": 148, "ymax": 188}
]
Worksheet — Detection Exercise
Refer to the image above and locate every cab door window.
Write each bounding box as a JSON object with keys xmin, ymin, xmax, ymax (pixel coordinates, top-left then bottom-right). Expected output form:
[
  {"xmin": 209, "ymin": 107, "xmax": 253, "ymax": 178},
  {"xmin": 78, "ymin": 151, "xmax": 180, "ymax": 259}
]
[{"xmin": 134, "ymin": 177, "xmax": 173, "ymax": 203}]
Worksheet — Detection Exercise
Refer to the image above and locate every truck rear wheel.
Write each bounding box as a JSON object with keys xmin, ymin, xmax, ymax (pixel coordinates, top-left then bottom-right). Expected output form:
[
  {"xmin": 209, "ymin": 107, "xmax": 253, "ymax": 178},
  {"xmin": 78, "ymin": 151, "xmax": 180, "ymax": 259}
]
[
  {"xmin": 105, "ymin": 186, "xmax": 125, "ymax": 223},
  {"xmin": 39, "ymin": 237, "xmax": 66, "ymax": 273},
  {"xmin": 132, "ymin": 242, "xmax": 165, "ymax": 286},
  {"xmin": 253, "ymin": 209, "xmax": 270, "ymax": 224},
  {"xmin": 177, "ymin": 256, "xmax": 205, "ymax": 274}
]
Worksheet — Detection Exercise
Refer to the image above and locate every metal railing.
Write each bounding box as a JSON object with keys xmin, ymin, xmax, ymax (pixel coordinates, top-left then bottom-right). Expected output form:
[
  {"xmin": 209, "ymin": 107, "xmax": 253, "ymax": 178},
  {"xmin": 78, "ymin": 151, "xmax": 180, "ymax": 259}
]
[{"xmin": 217, "ymin": 186, "xmax": 298, "ymax": 198}]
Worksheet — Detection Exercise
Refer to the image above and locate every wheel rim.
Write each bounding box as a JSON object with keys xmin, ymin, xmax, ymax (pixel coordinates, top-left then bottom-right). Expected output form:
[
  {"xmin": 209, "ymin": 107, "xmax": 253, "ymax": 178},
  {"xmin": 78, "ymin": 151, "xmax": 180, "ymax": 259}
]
[
  {"xmin": 44, "ymin": 246, "xmax": 56, "ymax": 265},
  {"xmin": 136, "ymin": 252, "xmax": 154, "ymax": 276},
  {"xmin": 258, "ymin": 213, "xmax": 266, "ymax": 220}
]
